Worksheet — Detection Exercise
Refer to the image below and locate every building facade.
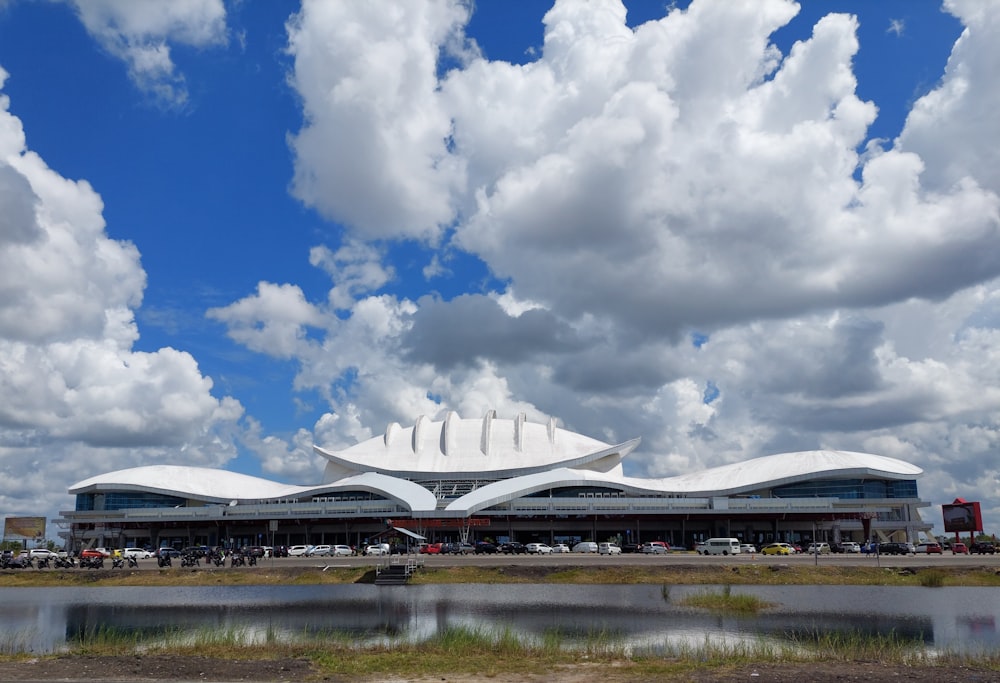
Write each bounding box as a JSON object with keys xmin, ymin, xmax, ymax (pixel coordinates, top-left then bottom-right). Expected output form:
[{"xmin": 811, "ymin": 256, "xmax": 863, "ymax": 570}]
[{"xmin": 60, "ymin": 411, "xmax": 932, "ymax": 552}]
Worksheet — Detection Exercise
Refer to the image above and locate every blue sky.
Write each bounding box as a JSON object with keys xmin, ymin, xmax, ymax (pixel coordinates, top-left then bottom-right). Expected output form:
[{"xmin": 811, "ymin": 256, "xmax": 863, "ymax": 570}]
[{"xmin": 2, "ymin": 0, "xmax": 999, "ymax": 540}]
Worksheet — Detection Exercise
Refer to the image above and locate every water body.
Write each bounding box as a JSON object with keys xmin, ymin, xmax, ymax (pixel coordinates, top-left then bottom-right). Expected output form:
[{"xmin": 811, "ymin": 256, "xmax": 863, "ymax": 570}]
[{"xmin": 1, "ymin": 584, "xmax": 996, "ymax": 655}]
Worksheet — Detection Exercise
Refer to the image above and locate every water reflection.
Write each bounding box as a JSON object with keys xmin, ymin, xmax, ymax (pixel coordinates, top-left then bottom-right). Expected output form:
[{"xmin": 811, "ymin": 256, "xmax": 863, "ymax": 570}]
[{"xmin": 1, "ymin": 584, "xmax": 997, "ymax": 655}]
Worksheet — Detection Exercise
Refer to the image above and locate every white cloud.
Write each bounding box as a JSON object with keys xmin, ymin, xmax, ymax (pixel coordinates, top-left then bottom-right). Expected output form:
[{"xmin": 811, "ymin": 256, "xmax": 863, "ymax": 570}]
[
  {"xmin": 207, "ymin": 282, "xmax": 326, "ymax": 359},
  {"xmin": 242, "ymin": 418, "xmax": 321, "ymax": 483},
  {"xmin": 64, "ymin": 0, "xmax": 227, "ymax": 107},
  {"xmin": 309, "ymin": 240, "xmax": 395, "ymax": 311},
  {"xmin": 244, "ymin": 0, "xmax": 1000, "ymax": 533},
  {"xmin": 286, "ymin": 0, "xmax": 472, "ymax": 240},
  {"xmin": 0, "ymin": 75, "xmax": 244, "ymax": 530},
  {"xmin": 898, "ymin": 0, "xmax": 1000, "ymax": 195}
]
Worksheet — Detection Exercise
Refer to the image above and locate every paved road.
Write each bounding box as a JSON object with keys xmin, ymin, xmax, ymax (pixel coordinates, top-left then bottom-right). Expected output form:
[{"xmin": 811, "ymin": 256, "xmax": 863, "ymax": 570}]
[{"xmin": 100, "ymin": 549, "xmax": 1000, "ymax": 571}]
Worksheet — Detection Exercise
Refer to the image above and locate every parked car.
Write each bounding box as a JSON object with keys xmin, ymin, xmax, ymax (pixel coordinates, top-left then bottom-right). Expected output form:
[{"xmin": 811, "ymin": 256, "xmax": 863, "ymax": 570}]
[
  {"xmin": 331, "ymin": 545, "xmax": 354, "ymax": 556},
  {"xmin": 839, "ymin": 542, "xmax": 861, "ymax": 554},
  {"xmin": 287, "ymin": 545, "xmax": 312, "ymax": 556},
  {"xmin": 80, "ymin": 548, "xmax": 105, "ymax": 559},
  {"xmin": 620, "ymin": 543, "xmax": 641, "ymax": 553},
  {"xmin": 456, "ymin": 542, "xmax": 476, "ymax": 555},
  {"xmin": 877, "ymin": 542, "xmax": 913, "ymax": 555},
  {"xmin": 806, "ymin": 542, "xmax": 831, "ymax": 554},
  {"xmin": 307, "ymin": 544, "xmax": 332, "ymax": 556},
  {"xmin": 641, "ymin": 543, "xmax": 667, "ymax": 555},
  {"xmin": 951, "ymin": 542, "xmax": 969, "ymax": 555},
  {"xmin": 419, "ymin": 542, "xmax": 444, "ymax": 554},
  {"xmin": 500, "ymin": 542, "xmax": 528, "ymax": 555},
  {"xmin": 474, "ymin": 542, "xmax": 498, "ymax": 554},
  {"xmin": 121, "ymin": 548, "xmax": 153, "ymax": 559},
  {"xmin": 740, "ymin": 544, "xmax": 757, "ymax": 554},
  {"xmin": 915, "ymin": 542, "xmax": 943, "ymax": 554},
  {"xmin": 525, "ymin": 543, "xmax": 553, "ymax": 554},
  {"xmin": 550, "ymin": 543, "xmax": 571, "ymax": 553},
  {"xmin": 365, "ymin": 543, "xmax": 390, "ymax": 556},
  {"xmin": 572, "ymin": 542, "xmax": 599, "ymax": 553},
  {"xmin": 28, "ymin": 548, "xmax": 55, "ymax": 559},
  {"xmin": 598, "ymin": 542, "xmax": 622, "ymax": 555},
  {"xmin": 970, "ymin": 542, "xmax": 996, "ymax": 555},
  {"xmin": 761, "ymin": 543, "xmax": 793, "ymax": 555}
]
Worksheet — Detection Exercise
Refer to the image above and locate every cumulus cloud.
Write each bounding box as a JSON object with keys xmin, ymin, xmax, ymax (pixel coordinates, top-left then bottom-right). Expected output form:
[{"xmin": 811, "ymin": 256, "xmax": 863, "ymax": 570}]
[
  {"xmin": 0, "ymin": 74, "xmax": 243, "ymax": 525},
  {"xmin": 64, "ymin": 0, "xmax": 227, "ymax": 107},
  {"xmin": 221, "ymin": 0, "xmax": 1000, "ymax": 530},
  {"xmin": 309, "ymin": 240, "xmax": 395, "ymax": 311},
  {"xmin": 286, "ymin": 0, "xmax": 472, "ymax": 240}
]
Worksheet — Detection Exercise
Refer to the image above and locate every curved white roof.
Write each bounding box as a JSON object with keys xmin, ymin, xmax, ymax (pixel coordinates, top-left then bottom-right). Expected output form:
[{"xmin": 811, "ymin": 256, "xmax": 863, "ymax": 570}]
[
  {"xmin": 444, "ymin": 450, "xmax": 922, "ymax": 515},
  {"xmin": 648, "ymin": 450, "xmax": 923, "ymax": 497},
  {"xmin": 314, "ymin": 410, "xmax": 639, "ymax": 478},
  {"xmin": 69, "ymin": 466, "xmax": 437, "ymax": 512},
  {"xmin": 70, "ymin": 465, "xmax": 302, "ymax": 501},
  {"xmin": 68, "ymin": 446, "xmax": 922, "ymax": 517}
]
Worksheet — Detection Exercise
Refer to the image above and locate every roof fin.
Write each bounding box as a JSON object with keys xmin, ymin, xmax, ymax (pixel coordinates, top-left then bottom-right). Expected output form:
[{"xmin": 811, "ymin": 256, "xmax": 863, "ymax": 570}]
[
  {"xmin": 515, "ymin": 412, "xmax": 525, "ymax": 452},
  {"xmin": 412, "ymin": 415, "xmax": 430, "ymax": 455},
  {"xmin": 481, "ymin": 410, "xmax": 496, "ymax": 456},
  {"xmin": 384, "ymin": 422, "xmax": 400, "ymax": 447},
  {"xmin": 442, "ymin": 411, "xmax": 459, "ymax": 456},
  {"xmin": 548, "ymin": 417, "xmax": 557, "ymax": 445}
]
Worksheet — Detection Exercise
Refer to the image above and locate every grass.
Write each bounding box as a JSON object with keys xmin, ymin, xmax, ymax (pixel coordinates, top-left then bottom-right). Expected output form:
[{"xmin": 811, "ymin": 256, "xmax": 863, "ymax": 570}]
[
  {"xmin": 407, "ymin": 563, "xmax": 1000, "ymax": 587},
  {"xmin": 0, "ymin": 566, "xmax": 371, "ymax": 587},
  {"xmin": 917, "ymin": 569, "xmax": 947, "ymax": 587},
  {"xmin": 676, "ymin": 584, "xmax": 774, "ymax": 613},
  {"xmin": 3, "ymin": 561, "xmax": 1000, "ymax": 678},
  {"xmin": 13, "ymin": 621, "xmax": 999, "ymax": 679},
  {"xmin": 2, "ymin": 562, "xmax": 999, "ymax": 589}
]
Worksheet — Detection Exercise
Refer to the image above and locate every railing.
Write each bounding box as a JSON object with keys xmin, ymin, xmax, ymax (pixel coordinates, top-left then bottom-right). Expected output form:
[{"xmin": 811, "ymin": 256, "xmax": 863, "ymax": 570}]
[
  {"xmin": 64, "ymin": 500, "xmax": 407, "ymax": 522},
  {"xmin": 375, "ymin": 553, "xmax": 424, "ymax": 578}
]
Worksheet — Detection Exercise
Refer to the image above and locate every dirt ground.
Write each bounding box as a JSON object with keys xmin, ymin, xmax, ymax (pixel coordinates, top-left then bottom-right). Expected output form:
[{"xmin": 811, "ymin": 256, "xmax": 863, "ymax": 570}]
[{"xmin": 4, "ymin": 655, "xmax": 999, "ymax": 682}]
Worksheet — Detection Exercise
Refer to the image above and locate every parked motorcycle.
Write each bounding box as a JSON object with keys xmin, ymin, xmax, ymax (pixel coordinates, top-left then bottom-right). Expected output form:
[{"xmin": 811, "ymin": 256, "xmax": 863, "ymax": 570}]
[{"xmin": 80, "ymin": 556, "xmax": 104, "ymax": 569}]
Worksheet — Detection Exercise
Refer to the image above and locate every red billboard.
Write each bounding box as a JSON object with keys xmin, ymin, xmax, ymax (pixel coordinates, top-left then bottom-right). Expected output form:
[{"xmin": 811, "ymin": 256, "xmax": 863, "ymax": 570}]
[{"xmin": 942, "ymin": 501, "xmax": 982, "ymax": 533}]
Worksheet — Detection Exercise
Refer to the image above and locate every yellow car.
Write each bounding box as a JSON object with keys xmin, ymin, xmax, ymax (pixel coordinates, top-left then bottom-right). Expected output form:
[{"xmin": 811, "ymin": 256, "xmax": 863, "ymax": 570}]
[{"xmin": 761, "ymin": 542, "xmax": 793, "ymax": 555}]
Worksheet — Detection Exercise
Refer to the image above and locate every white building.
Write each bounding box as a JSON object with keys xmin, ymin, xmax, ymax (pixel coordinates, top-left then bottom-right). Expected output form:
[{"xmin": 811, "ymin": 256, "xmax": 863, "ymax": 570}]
[{"xmin": 61, "ymin": 411, "xmax": 931, "ymax": 551}]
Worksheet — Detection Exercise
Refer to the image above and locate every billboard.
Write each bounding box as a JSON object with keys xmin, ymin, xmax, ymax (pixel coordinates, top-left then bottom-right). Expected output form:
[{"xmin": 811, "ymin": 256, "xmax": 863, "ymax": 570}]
[
  {"xmin": 3, "ymin": 516, "xmax": 46, "ymax": 540},
  {"xmin": 942, "ymin": 502, "xmax": 982, "ymax": 533}
]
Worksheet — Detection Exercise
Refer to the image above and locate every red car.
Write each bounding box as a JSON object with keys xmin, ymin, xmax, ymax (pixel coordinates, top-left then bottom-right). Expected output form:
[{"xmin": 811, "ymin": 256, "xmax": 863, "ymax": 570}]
[
  {"xmin": 79, "ymin": 548, "xmax": 104, "ymax": 558},
  {"xmin": 951, "ymin": 542, "xmax": 969, "ymax": 555},
  {"xmin": 916, "ymin": 542, "xmax": 943, "ymax": 554},
  {"xmin": 419, "ymin": 542, "xmax": 443, "ymax": 554}
]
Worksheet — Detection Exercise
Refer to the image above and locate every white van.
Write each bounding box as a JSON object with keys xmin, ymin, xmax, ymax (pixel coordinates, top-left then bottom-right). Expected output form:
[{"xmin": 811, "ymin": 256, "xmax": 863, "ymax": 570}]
[{"xmin": 698, "ymin": 538, "xmax": 742, "ymax": 555}]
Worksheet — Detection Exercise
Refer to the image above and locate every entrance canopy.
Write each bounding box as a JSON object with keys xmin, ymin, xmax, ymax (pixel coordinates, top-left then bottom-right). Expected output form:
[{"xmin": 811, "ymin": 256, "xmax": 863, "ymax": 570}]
[{"xmin": 392, "ymin": 526, "xmax": 426, "ymax": 541}]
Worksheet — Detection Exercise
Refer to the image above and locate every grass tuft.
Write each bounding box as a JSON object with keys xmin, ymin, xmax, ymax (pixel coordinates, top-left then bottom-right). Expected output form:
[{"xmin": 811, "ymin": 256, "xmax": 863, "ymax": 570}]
[
  {"xmin": 678, "ymin": 584, "xmax": 774, "ymax": 613},
  {"xmin": 918, "ymin": 569, "xmax": 946, "ymax": 587}
]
